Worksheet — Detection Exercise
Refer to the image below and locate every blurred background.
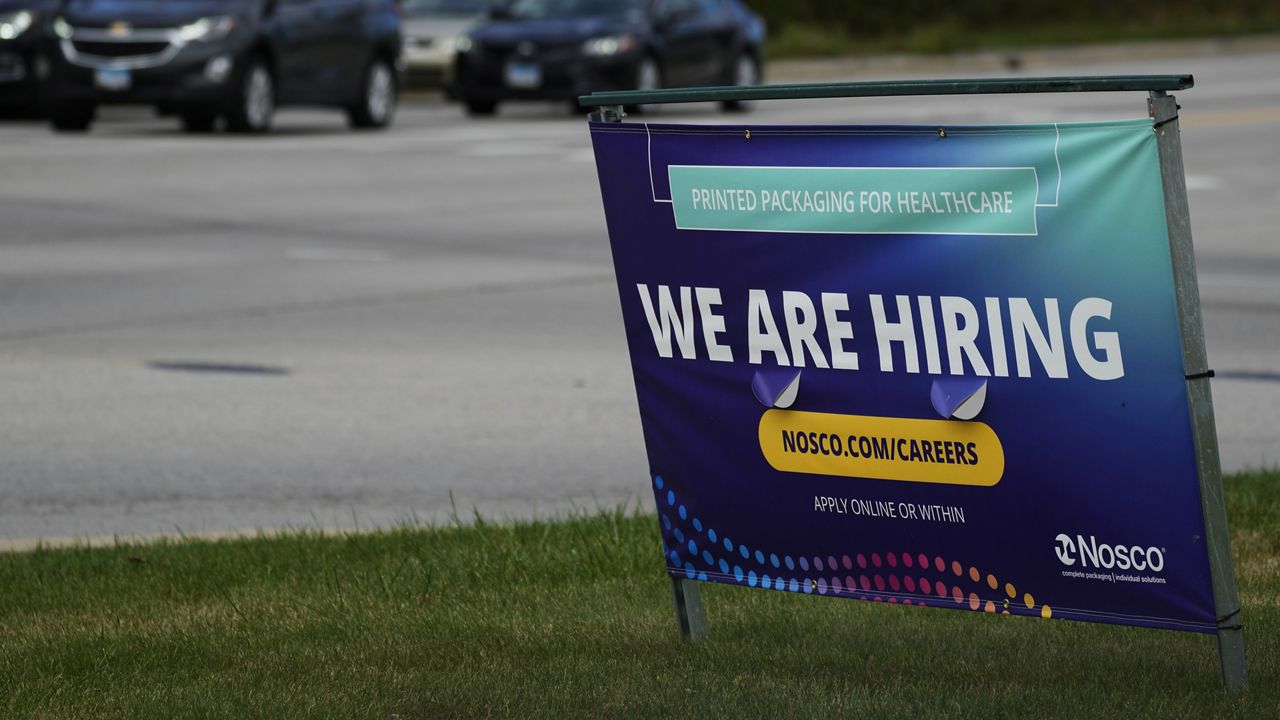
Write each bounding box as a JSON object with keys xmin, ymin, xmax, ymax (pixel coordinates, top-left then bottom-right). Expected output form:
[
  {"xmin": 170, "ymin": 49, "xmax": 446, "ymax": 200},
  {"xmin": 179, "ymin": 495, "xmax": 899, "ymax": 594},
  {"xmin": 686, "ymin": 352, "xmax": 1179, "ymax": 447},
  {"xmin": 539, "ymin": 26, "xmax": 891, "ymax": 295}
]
[
  {"xmin": 750, "ymin": 1, "xmax": 1280, "ymax": 57},
  {"xmin": 1, "ymin": 0, "xmax": 1278, "ymax": 546}
]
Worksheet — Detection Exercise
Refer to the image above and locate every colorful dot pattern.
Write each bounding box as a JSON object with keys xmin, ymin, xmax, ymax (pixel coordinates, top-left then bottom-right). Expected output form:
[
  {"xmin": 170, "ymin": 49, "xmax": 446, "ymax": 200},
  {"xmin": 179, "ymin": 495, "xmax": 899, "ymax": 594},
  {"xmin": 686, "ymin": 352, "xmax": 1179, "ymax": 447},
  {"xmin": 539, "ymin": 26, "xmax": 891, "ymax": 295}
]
[{"xmin": 653, "ymin": 475, "xmax": 1053, "ymax": 620}]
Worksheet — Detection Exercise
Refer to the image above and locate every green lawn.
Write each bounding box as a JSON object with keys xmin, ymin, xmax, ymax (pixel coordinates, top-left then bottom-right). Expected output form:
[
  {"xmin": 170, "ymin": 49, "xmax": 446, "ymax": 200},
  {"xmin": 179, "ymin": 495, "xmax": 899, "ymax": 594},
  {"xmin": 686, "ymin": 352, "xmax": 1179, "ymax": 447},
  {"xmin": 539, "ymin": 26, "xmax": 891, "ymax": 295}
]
[{"xmin": 2, "ymin": 473, "xmax": 1277, "ymax": 719}]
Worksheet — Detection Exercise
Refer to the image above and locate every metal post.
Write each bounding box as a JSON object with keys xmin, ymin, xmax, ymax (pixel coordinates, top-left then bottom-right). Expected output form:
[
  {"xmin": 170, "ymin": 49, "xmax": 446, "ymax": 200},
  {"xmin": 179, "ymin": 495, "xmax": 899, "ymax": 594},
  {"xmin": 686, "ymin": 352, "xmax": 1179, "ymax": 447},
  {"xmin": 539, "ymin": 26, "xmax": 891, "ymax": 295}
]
[
  {"xmin": 670, "ymin": 577, "xmax": 706, "ymax": 640},
  {"xmin": 579, "ymin": 75, "xmax": 1194, "ymax": 110},
  {"xmin": 1149, "ymin": 90, "xmax": 1247, "ymax": 691},
  {"xmin": 593, "ymin": 96, "xmax": 696, "ymax": 641}
]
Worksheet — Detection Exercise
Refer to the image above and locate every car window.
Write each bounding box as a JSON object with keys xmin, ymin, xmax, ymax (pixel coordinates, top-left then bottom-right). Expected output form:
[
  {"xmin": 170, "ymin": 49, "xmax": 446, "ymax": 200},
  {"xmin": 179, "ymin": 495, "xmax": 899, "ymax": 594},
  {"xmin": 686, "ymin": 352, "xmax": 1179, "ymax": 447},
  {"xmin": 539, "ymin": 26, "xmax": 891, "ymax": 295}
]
[
  {"xmin": 656, "ymin": 0, "xmax": 696, "ymax": 15},
  {"xmin": 402, "ymin": 0, "xmax": 496, "ymax": 16},
  {"xmin": 507, "ymin": 0, "xmax": 646, "ymax": 20}
]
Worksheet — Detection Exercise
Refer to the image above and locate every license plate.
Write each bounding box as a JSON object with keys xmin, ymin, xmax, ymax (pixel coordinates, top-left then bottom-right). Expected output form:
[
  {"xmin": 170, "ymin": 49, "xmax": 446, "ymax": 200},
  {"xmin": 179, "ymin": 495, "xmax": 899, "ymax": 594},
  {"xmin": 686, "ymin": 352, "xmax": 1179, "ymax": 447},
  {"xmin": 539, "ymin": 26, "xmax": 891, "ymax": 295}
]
[
  {"xmin": 0, "ymin": 53, "xmax": 25, "ymax": 83},
  {"xmin": 95, "ymin": 67, "xmax": 132, "ymax": 91},
  {"xmin": 504, "ymin": 61, "xmax": 541, "ymax": 89}
]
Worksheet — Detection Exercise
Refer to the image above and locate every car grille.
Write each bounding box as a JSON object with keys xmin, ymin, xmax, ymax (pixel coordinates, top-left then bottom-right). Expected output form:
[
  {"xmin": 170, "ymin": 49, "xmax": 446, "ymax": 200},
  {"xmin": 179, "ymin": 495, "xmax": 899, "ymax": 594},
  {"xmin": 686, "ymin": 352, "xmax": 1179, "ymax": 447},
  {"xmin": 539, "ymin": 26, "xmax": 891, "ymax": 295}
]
[
  {"xmin": 0, "ymin": 52, "xmax": 25, "ymax": 83},
  {"xmin": 478, "ymin": 40, "xmax": 582, "ymax": 64},
  {"xmin": 71, "ymin": 40, "xmax": 171, "ymax": 59}
]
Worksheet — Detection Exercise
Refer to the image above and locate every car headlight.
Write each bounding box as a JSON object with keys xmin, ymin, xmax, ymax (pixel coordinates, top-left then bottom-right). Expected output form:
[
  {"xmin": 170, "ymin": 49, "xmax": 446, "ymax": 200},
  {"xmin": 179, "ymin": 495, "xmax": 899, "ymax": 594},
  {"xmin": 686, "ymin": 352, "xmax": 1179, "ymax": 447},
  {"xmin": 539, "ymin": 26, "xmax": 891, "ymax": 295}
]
[
  {"xmin": 582, "ymin": 34, "xmax": 635, "ymax": 57},
  {"xmin": 52, "ymin": 16, "xmax": 72, "ymax": 39},
  {"xmin": 178, "ymin": 15, "xmax": 236, "ymax": 43},
  {"xmin": 0, "ymin": 10, "xmax": 36, "ymax": 40}
]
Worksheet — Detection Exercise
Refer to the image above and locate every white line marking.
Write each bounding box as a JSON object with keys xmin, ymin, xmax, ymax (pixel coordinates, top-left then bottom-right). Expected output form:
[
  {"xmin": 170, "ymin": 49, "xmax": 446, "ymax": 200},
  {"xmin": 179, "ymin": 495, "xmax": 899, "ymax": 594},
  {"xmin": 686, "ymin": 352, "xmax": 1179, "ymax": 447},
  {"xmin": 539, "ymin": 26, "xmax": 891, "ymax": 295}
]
[
  {"xmin": 1200, "ymin": 273, "xmax": 1280, "ymax": 289},
  {"xmin": 287, "ymin": 247, "xmax": 391, "ymax": 263},
  {"xmin": 462, "ymin": 142, "xmax": 562, "ymax": 157},
  {"xmin": 1184, "ymin": 175, "xmax": 1223, "ymax": 191}
]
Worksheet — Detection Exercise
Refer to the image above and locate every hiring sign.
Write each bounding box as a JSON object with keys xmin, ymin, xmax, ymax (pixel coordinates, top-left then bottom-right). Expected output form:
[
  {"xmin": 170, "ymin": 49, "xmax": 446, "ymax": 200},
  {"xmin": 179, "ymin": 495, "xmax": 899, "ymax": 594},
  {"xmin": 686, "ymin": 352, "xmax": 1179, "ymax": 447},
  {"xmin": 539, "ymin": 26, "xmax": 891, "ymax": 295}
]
[{"xmin": 589, "ymin": 118, "xmax": 1218, "ymax": 633}]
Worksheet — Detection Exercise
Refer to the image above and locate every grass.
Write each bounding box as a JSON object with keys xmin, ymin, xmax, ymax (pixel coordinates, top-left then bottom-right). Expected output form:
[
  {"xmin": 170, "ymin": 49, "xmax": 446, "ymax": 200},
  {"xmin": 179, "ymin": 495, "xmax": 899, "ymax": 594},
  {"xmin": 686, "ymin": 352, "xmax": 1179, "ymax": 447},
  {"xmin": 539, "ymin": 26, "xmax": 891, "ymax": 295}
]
[{"xmin": 1, "ymin": 473, "xmax": 1277, "ymax": 718}]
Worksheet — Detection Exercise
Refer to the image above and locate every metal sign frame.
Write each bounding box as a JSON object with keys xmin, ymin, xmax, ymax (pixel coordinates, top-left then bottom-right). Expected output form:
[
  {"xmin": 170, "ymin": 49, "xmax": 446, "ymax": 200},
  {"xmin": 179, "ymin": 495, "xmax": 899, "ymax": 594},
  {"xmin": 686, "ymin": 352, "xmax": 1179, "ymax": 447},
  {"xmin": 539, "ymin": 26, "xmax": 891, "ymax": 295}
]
[{"xmin": 581, "ymin": 75, "xmax": 1245, "ymax": 690}]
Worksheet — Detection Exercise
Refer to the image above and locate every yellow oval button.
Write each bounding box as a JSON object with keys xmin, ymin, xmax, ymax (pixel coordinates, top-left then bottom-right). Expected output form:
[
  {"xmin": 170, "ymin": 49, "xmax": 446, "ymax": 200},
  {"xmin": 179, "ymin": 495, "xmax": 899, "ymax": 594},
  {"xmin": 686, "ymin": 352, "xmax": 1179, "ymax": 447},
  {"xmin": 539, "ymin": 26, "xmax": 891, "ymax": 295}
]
[{"xmin": 758, "ymin": 409, "xmax": 1004, "ymax": 486}]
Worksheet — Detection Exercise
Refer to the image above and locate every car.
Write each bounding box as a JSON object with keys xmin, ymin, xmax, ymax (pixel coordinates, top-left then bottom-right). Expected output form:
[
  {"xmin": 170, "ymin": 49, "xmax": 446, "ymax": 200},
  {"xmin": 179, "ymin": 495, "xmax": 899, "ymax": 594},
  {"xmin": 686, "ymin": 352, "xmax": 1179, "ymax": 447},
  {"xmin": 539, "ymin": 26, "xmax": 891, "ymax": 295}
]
[
  {"xmin": 450, "ymin": 0, "xmax": 764, "ymax": 116},
  {"xmin": 0, "ymin": 0, "xmax": 59, "ymax": 114},
  {"xmin": 401, "ymin": 0, "xmax": 498, "ymax": 89},
  {"xmin": 43, "ymin": 0, "xmax": 402, "ymax": 133}
]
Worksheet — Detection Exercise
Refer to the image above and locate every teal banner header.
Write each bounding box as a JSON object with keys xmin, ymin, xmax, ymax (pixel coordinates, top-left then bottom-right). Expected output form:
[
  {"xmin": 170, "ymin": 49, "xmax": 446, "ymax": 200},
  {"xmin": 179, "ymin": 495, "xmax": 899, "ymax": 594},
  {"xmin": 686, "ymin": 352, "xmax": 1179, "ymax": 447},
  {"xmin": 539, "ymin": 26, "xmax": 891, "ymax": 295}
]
[{"xmin": 668, "ymin": 165, "xmax": 1040, "ymax": 236}]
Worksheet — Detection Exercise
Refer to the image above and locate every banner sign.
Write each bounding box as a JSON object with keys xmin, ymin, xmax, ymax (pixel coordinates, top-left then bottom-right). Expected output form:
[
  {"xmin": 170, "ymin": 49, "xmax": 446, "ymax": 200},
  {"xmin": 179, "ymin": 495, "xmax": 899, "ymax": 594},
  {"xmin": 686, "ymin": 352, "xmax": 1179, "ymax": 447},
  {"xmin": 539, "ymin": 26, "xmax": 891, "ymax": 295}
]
[{"xmin": 589, "ymin": 118, "xmax": 1217, "ymax": 633}]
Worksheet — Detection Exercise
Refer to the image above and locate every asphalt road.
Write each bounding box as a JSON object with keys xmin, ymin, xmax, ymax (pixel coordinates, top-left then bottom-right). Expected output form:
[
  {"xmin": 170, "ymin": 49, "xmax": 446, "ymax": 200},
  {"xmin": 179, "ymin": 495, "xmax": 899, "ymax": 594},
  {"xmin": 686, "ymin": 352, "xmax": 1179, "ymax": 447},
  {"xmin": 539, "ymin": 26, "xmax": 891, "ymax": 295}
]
[{"xmin": 2, "ymin": 50, "xmax": 1278, "ymax": 544}]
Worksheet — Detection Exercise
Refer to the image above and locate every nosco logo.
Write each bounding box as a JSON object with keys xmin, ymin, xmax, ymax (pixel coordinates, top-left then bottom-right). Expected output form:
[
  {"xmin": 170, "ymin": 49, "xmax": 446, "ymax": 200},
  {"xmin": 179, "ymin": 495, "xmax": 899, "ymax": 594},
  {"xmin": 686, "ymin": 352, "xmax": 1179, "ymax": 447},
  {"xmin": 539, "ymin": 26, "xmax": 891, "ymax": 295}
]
[{"xmin": 1054, "ymin": 533, "xmax": 1166, "ymax": 572}]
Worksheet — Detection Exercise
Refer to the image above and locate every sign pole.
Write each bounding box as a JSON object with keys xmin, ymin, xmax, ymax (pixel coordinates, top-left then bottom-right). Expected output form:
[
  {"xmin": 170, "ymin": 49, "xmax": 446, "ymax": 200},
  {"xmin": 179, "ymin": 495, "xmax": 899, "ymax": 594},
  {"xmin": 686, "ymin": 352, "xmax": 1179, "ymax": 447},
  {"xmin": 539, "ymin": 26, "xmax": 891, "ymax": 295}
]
[
  {"xmin": 671, "ymin": 577, "xmax": 706, "ymax": 641},
  {"xmin": 1148, "ymin": 90, "xmax": 1247, "ymax": 691},
  {"xmin": 589, "ymin": 100, "xmax": 709, "ymax": 642}
]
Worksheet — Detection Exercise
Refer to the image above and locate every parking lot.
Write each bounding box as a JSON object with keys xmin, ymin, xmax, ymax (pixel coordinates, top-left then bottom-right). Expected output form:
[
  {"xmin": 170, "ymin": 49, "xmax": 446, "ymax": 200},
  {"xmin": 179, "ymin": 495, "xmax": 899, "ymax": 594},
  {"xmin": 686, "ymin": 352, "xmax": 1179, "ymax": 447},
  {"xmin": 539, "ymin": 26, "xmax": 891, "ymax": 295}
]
[{"xmin": 2, "ymin": 49, "xmax": 1279, "ymax": 544}]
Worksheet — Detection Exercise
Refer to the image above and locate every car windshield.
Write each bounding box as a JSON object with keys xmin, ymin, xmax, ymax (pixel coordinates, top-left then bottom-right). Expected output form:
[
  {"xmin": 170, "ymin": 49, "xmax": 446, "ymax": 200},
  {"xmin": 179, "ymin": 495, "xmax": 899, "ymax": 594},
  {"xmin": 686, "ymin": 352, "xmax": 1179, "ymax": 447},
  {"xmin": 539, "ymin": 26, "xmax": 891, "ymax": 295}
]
[
  {"xmin": 507, "ymin": 0, "xmax": 646, "ymax": 20},
  {"xmin": 401, "ymin": 0, "xmax": 494, "ymax": 16}
]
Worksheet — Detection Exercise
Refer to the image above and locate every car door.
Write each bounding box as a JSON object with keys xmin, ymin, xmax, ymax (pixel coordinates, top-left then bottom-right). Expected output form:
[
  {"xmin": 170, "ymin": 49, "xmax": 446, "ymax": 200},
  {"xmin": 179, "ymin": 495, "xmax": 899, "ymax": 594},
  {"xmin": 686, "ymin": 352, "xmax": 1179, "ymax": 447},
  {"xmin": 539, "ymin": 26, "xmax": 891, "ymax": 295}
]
[
  {"xmin": 270, "ymin": 0, "xmax": 327, "ymax": 102},
  {"xmin": 308, "ymin": 0, "xmax": 368, "ymax": 101},
  {"xmin": 654, "ymin": 0, "xmax": 730, "ymax": 87}
]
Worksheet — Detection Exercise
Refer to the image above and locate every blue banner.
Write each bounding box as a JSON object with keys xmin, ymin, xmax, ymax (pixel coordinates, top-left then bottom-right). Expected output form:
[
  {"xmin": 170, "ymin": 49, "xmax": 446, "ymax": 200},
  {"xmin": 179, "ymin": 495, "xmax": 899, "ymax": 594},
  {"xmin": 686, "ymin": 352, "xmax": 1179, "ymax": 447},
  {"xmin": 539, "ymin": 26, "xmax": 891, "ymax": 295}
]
[{"xmin": 589, "ymin": 119, "xmax": 1215, "ymax": 633}]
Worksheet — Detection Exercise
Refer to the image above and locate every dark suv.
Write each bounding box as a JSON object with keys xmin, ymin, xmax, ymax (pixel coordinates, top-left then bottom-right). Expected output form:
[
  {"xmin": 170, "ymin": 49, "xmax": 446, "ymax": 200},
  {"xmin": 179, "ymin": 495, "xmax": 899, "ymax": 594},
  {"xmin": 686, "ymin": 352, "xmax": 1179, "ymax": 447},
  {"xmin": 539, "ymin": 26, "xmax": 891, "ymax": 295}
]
[
  {"xmin": 451, "ymin": 0, "xmax": 765, "ymax": 116},
  {"xmin": 0, "ymin": 0, "xmax": 58, "ymax": 113},
  {"xmin": 45, "ymin": 0, "xmax": 402, "ymax": 133}
]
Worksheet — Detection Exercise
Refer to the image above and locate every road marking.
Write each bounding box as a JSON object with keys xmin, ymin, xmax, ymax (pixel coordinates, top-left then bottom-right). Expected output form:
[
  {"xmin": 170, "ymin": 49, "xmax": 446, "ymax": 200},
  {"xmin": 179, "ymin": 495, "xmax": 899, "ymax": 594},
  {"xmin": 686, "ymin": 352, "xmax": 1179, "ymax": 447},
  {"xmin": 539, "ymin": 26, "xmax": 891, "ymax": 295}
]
[
  {"xmin": 461, "ymin": 141, "xmax": 569, "ymax": 157},
  {"xmin": 1200, "ymin": 273, "xmax": 1280, "ymax": 289},
  {"xmin": 1182, "ymin": 106, "xmax": 1280, "ymax": 129},
  {"xmin": 1184, "ymin": 175, "xmax": 1223, "ymax": 191},
  {"xmin": 287, "ymin": 247, "xmax": 391, "ymax": 262},
  {"xmin": 1217, "ymin": 370, "xmax": 1280, "ymax": 383}
]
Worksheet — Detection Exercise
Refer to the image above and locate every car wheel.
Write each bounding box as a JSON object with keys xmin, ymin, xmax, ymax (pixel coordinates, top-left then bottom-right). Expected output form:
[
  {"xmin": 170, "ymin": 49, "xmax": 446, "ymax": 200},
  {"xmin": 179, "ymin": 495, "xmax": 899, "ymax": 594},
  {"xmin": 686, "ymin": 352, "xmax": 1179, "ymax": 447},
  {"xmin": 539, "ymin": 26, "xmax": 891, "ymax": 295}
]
[
  {"xmin": 226, "ymin": 57, "xmax": 274, "ymax": 133},
  {"xmin": 721, "ymin": 52, "xmax": 760, "ymax": 113},
  {"xmin": 465, "ymin": 99, "xmax": 497, "ymax": 117},
  {"xmin": 348, "ymin": 57, "xmax": 397, "ymax": 130},
  {"xmin": 180, "ymin": 108, "xmax": 219, "ymax": 133},
  {"xmin": 49, "ymin": 102, "xmax": 95, "ymax": 132},
  {"xmin": 626, "ymin": 55, "xmax": 661, "ymax": 115}
]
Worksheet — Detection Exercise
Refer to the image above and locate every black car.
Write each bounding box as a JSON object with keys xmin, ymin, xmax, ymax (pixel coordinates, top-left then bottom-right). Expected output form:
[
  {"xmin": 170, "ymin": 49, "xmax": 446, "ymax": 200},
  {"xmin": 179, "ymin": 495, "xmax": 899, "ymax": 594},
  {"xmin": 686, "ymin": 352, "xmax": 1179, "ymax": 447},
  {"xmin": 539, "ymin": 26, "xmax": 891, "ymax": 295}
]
[
  {"xmin": 0, "ymin": 0, "xmax": 58, "ymax": 113},
  {"xmin": 451, "ymin": 0, "xmax": 764, "ymax": 116},
  {"xmin": 44, "ymin": 0, "xmax": 402, "ymax": 133}
]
